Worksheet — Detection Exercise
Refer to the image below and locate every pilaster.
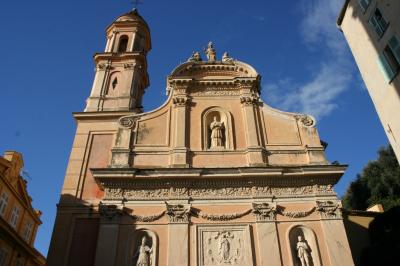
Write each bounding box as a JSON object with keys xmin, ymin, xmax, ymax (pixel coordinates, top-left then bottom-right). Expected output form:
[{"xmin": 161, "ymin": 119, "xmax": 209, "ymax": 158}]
[
  {"xmin": 316, "ymin": 200, "xmax": 355, "ymax": 266},
  {"xmin": 165, "ymin": 203, "xmax": 192, "ymax": 266},
  {"xmin": 252, "ymin": 202, "xmax": 282, "ymax": 266},
  {"xmin": 94, "ymin": 204, "xmax": 122, "ymax": 266},
  {"xmin": 171, "ymin": 83, "xmax": 190, "ymax": 167},
  {"xmin": 240, "ymin": 85, "xmax": 265, "ymax": 166}
]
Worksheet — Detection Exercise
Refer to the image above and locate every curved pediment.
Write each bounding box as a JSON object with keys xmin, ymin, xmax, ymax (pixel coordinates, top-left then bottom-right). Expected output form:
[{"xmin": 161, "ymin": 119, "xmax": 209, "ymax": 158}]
[{"xmin": 169, "ymin": 60, "xmax": 260, "ymax": 80}]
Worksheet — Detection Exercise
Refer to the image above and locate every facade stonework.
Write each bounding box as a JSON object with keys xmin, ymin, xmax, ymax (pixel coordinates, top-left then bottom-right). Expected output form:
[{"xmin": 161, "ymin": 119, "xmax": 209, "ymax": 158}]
[{"xmin": 47, "ymin": 9, "xmax": 354, "ymax": 266}]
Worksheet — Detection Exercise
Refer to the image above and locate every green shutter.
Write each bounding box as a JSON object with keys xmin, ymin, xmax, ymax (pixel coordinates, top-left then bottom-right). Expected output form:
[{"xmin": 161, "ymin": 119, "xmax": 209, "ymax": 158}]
[
  {"xmin": 378, "ymin": 53, "xmax": 396, "ymax": 81},
  {"xmin": 388, "ymin": 35, "xmax": 400, "ymax": 64}
]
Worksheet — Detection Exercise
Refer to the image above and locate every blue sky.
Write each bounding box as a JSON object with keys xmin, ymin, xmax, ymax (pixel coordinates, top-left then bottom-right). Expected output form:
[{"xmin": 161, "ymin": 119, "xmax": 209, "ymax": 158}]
[{"xmin": 0, "ymin": 0, "xmax": 388, "ymax": 256}]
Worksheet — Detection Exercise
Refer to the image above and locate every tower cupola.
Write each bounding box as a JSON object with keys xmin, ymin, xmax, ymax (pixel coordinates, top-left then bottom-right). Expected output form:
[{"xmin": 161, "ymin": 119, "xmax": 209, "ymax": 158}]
[{"xmin": 85, "ymin": 9, "xmax": 152, "ymax": 112}]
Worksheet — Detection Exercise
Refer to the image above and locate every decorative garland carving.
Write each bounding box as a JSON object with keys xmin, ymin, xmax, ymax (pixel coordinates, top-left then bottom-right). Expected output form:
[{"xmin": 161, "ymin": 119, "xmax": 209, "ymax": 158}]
[
  {"xmin": 98, "ymin": 202, "xmax": 323, "ymax": 223},
  {"xmin": 199, "ymin": 209, "xmax": 252, "ymax": 221},
  {"xmin": 279, "ymin": 207, "xmax": 316, "ymax": 218},
  {"xmin": 132, "ymin": 211, "xmax": 166, "ymax": 222}
]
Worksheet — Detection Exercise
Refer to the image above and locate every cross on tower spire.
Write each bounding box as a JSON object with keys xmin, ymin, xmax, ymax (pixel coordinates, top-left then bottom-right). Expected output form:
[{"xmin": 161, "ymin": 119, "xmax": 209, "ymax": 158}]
[{"xmin": 130, "ymin": 0, "xmax": 143, "ymax": 10}]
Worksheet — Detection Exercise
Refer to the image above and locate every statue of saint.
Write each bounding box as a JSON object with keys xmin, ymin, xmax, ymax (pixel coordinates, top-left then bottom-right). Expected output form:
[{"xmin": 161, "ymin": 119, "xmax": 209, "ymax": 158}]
[
  {"xmin": 204, "ymin": 42, "xmax": 216, "ymax": 62},
  {"xmin": 222, "ymin": 52, "xmax": 233, "ymax": 63},
  {"xmin": 135, "ymin": 236, "xmax": 152, "ymax": 266},
  {"xmin": 210, "ymin": 116, "xmax": 224, "ymax": 148},
  {"xmin": 188, "ymin": 51, "xmax": 202, "ymax": 62},
  {"xmin": 218, "ymin": 235, "xmax": 230, "ymax": 261},
  {"xmin": 296, "ymin": 236, "xmax": 311, "ymax": 266}
]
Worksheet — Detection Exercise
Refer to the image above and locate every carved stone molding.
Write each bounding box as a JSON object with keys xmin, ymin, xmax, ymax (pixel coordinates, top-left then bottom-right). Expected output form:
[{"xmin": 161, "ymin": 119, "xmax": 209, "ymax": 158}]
[
  {"xmin": 316, "ymin": 200, "xmax": 341, "ymax": 219},
  {"xmin": 252, "ymin": 202, "xmax": 277, "ymax": 221},
  {"xmin": 199, "ymin": 209, "xmax": 252, "ymax": 221},
  {"xmin": 165, "ymin": 203, "xmax": 192, "ymax": 223},
  {"xmin": 240, "ymin": 96, "xmax": 258, "ymax": 105},
  {"xmin": 295, "ymin": 115, "xmax": 315, "ymax": 127},
  {"xmin": 172, "ymin": 96, "xmax": 189, "ymax": 107},
  {"xmin": 103, "ymin": 184, "xmax": 336, "ymax": 201}
]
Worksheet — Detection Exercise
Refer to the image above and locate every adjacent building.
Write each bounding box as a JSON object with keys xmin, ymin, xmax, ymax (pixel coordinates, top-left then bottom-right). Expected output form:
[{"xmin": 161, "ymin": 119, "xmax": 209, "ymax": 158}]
[
  {"xmin": 338, "ymin": 0, "xmax": 400, "ymax": 161},
  {"xmin": 0, "ymin": 151, "xmax": 45, "ymax": 266},
  {"xmin": 47, "ymin": 9, "xmax": 354, "ymax": 266}
]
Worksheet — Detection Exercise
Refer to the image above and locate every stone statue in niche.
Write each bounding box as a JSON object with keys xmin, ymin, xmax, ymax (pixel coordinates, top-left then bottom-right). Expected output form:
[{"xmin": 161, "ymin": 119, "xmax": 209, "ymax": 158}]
[
  {"xmin": 296, "ymin": 236, "xmax": 311, "ymax": 266},
  {"xmin": 210, "ymin": 116, "xmax": 225, "ymax": 149},
  {"xmin": 134, "ymin": 236, "xmax": 152, "ymax": 266},
  {"xmin": 204, "ymin": 42, "xmax": 216, "ymax": 62}
]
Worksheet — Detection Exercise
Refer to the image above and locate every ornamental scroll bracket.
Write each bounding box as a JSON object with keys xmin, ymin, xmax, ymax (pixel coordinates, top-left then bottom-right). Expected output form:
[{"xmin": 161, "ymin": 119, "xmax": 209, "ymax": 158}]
[
  {"xmin": 252, "ymin": 202, "xmax": 277, "ymax": 222},
  {"xmin": 119, "ymin": 115, "xmax": 141, "ymax": 129},
  {"xmin": 316, "ymin": 200, "xmax": 342, "ymax": 219},
  {"xmin": 165, "ymin": 202, "xmax": 193, "ymax": 223},
  {"xmin": 295, "ymin": 114, "xmax": 316, "ymax": 127},
  {"xmin": 98, "ymin": 202, "xmax": 132, "ymax": 221}
]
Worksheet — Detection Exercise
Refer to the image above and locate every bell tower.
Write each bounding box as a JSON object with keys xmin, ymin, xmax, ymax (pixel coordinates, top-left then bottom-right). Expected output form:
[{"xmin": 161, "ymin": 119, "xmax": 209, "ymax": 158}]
[{"xmin": 85, "ymin": 9, "xmax": 151, "ymax": 112}]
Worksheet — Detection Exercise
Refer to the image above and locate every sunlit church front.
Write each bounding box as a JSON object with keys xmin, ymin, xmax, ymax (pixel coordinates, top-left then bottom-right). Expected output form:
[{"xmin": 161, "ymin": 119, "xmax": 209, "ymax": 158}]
[{"xmin": 47, "ymin": 9, "xmax": 355, "ymax": 266}]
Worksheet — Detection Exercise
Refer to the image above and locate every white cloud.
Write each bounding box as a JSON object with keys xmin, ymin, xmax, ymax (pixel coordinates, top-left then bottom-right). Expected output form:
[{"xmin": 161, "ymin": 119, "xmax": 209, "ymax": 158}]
[{"xmin": 265, "ymin": 0, "xmax": 354, "ymax": 119}]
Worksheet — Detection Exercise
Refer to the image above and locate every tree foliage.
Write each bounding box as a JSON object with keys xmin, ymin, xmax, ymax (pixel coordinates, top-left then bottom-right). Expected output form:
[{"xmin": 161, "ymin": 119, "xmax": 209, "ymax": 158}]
[{"xmin": 342, "ymin": 145, "xmax": 400, "ymax": 210}]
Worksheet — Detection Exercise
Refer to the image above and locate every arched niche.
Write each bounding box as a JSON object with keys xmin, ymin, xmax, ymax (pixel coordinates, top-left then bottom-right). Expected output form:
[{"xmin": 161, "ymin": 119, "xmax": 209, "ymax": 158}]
[
  {"xmin": 106, "ymin": 71, "xmax": 122, "ymax": 96},
  {"xmin": 127, "ymin": 229, "xmax": 158, "ymax": 266},
  {"xmin": 288, "ymin": 225, "xmax": 322, "ymax": 266},
  {"xmin": 202, "ymin": 107, "xmax": 234, "ymax": 150}
]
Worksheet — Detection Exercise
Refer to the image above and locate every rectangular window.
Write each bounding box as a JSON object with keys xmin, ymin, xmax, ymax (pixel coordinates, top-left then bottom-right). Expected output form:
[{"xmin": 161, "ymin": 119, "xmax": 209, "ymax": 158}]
[
  {"xmin": 0, "ymin": 247, "xmax": 8, "ymax": 266},
  {"xmin": 378, "ymin": 35, "xmax": 400, "ymax": 82},
  {"xmin": 0, "ymin": 193, "xmax": 9, "ymax": 217},
  {"xmin": 358, "ymin": 0, "xmax": 370, "ymax": 12},
  {"xmin": 23, "ymin": 222, "xmax": 33, "ymax": 242},
  {"xmin": 9, "ymin": 206, "xmax": 20, "ymax": 228},
  {"xmin": 369, "ymin": 8, "xmax": 389, "ymax": 38}
]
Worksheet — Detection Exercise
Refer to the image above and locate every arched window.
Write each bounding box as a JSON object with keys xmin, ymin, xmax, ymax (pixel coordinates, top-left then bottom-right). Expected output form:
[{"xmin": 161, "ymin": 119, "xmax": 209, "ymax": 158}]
[{"xmin": 117, "ymin": 35, "xmax": 129, "ymax": 53}]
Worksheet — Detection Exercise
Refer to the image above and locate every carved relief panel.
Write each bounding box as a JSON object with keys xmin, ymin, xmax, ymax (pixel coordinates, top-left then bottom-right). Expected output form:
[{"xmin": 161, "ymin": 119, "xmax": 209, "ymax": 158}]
[{"xmin": 197, "ymin": 225, "xmax": 253, "ymax": 266}]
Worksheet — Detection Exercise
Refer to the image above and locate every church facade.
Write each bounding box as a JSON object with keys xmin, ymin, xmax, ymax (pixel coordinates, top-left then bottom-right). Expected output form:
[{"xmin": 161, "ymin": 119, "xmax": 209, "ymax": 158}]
[{"xmin": 47, "ymin": 9, "xmax": 354, "ymax": 266}]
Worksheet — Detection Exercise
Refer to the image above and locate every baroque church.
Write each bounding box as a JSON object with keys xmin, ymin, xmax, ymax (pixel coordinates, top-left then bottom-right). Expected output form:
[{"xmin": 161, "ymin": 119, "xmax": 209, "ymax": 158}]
[{"xmin": 47, "ymin": 9, "xmax": 354, "ymax": 266}]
